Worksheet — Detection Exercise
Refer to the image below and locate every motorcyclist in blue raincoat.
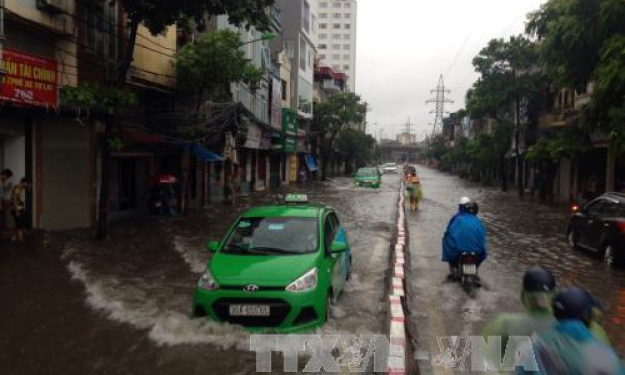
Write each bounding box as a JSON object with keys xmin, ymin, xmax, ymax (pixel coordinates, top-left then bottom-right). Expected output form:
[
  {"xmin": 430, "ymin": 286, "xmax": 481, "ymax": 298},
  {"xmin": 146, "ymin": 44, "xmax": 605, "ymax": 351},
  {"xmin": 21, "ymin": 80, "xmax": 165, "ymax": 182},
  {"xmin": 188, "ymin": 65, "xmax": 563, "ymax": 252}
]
[
  {"xmin": 442, "ymin": 197, "xmax": 487, "ymax": 279},
  {"xmin": 515, "ymin": 286, "xmax": 624, "ymax": 375}
]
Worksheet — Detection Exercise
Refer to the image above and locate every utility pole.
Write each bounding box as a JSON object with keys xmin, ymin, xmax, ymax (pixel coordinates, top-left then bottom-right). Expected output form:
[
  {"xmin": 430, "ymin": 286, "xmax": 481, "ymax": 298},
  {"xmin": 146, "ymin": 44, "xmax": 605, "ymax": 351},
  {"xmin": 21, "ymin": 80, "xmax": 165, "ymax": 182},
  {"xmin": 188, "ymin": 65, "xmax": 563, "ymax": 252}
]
[
  {"xmin": 426, "ymin": 75, "xmax": 454, "ymax": 136},
  {"xmin": 405, "ymin": 117, "xmax": 412, "ymax": 144}
]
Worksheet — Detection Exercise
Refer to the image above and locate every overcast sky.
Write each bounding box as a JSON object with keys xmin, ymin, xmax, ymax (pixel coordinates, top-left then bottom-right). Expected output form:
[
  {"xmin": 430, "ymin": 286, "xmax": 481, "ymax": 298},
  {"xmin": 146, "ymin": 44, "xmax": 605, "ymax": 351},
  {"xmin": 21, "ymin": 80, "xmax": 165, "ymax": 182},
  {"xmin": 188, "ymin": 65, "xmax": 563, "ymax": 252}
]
[{"xmin": 355, "ymin": 0, "xmax": 546, "ymax": 140}]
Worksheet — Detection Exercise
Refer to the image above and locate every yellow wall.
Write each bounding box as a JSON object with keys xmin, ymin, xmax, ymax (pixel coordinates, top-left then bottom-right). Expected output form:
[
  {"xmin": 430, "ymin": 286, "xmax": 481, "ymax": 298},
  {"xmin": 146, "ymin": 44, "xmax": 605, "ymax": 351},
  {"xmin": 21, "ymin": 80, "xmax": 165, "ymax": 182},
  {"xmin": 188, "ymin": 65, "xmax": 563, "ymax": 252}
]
[
  {"xmin": 131, "ymin": 25, "xmax": 176, "ymax": 88},
  {"xmin": 280, "ymin": 51, "xmax": 292, "ymax": 108}
]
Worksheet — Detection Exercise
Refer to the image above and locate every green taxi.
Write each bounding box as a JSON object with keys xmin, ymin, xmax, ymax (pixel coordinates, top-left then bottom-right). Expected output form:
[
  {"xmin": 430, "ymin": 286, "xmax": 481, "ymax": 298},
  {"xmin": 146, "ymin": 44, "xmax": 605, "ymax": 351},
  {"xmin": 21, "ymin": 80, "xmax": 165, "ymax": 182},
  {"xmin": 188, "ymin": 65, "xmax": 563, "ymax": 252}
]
[
  {"xmin": 192, "ymin": 194, "xmax": 352, "ymax": 333},
  {"xmin": 354, "ymin": 167, "xmax": 381, "ymax": 188}
]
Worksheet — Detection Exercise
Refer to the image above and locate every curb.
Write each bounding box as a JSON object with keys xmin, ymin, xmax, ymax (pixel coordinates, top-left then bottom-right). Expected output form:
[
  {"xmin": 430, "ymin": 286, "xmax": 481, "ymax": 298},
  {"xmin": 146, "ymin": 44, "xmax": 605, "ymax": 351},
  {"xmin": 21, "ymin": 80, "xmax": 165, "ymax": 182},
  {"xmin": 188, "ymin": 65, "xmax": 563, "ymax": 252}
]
[{"xmin": 386, "ymin": 181, "xmax": 409, "ymax": 375}]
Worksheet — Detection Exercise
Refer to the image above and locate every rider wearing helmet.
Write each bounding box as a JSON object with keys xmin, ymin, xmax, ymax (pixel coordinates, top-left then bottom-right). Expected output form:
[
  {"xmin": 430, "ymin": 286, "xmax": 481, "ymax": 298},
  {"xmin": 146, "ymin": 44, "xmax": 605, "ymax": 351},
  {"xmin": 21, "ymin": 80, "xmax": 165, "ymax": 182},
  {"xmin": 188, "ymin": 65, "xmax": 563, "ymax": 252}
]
[
  {"xmin": 442, "ymin": 197, "xmax": 487, "ymax": 279},
  {"xmin": 482, "ymin": 266, "xmax": 558, "ymax": 362},
  {"xmin": 515, "ymin": 286, "xmax": 623, "ymax": 375}
]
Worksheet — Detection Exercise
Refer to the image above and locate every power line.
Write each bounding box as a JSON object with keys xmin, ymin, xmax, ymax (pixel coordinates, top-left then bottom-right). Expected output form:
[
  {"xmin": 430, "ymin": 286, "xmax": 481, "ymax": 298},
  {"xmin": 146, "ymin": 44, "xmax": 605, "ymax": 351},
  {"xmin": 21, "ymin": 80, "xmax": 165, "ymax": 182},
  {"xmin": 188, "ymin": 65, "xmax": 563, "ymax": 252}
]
[
  {"xmin": 0, "ymin": 6, "xmax": 176, "ymax": 80},
  {"xmin": 62, "ymin": 0, "xmax": 178, "ymax": 53},
  {"xmin": 0, "ymin": 5, "xmax": 177, "ymax": 59}
]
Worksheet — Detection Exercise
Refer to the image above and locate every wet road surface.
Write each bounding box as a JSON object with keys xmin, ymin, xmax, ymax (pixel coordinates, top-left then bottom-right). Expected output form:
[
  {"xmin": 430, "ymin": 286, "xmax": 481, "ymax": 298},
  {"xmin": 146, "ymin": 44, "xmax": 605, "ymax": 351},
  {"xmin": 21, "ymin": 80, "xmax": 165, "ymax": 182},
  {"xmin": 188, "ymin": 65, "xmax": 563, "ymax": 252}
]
[
  {"xmin": 405, "ymin": 166, "xmax": 625, "ymax": 375},
  {"xmin": 1, "ymin": 175, "xmax": 400, "ymax": 375}
]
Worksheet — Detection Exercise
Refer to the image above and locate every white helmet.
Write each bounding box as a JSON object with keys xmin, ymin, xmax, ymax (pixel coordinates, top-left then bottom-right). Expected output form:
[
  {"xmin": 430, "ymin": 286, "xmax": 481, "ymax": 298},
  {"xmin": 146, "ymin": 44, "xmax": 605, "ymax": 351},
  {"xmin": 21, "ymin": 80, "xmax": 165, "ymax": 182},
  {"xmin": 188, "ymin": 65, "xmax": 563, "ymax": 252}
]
[{"xmin": 459, "ymin": 197, "xmax": 471, "ymax": 205}]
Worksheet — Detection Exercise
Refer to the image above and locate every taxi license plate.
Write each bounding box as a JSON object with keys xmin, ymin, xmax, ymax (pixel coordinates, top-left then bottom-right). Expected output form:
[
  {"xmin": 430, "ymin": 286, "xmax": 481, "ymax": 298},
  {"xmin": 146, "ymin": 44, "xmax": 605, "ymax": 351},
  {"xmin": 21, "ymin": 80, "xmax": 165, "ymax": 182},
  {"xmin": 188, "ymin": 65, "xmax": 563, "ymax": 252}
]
[
  {"xmin": 229, "ymin": 305, "xmax": 270, "ymax": 317},
  {"xmin": 462, "ymin": 264, "xmax": 477, "ymax": 275}
]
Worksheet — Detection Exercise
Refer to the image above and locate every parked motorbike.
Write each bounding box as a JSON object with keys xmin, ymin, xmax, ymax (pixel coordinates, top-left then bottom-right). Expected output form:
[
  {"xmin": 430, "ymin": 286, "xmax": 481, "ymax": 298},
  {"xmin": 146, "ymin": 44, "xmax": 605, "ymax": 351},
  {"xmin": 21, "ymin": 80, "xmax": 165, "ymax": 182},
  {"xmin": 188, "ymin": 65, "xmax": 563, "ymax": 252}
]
[{"xmin": 454, "ymin": 252, "xmax": 481, "ymax": 296}]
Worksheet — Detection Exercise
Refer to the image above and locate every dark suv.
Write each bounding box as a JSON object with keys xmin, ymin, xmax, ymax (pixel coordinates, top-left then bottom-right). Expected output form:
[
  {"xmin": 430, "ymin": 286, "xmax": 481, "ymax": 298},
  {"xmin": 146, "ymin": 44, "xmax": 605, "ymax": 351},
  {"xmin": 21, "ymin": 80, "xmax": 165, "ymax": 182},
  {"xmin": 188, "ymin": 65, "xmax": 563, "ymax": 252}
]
[{"xmin": 567, "ymin": 192, "xmax": 625, "ymax": 266}]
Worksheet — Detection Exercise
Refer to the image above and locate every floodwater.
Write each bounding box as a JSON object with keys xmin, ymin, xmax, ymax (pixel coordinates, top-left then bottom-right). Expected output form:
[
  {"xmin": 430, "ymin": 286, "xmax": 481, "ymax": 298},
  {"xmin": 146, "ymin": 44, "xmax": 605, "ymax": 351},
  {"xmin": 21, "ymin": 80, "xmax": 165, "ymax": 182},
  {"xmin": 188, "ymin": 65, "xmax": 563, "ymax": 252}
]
[
  {"xmin": 405, "ymin": 166, "xmax": 625, "ymax": 375},
  {"xmin": 1, "ymin": 175, "xmax": 400, "ymax": 375}
]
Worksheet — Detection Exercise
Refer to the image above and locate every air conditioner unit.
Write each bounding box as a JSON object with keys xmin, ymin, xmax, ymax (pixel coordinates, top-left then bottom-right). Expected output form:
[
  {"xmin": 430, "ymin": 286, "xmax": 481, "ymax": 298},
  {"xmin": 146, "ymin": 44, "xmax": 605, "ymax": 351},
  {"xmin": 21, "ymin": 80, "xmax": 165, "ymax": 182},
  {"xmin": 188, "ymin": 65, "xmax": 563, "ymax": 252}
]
[{"xmin": 36, "ymin": 0, "xmax": 64, "ymax": 15}]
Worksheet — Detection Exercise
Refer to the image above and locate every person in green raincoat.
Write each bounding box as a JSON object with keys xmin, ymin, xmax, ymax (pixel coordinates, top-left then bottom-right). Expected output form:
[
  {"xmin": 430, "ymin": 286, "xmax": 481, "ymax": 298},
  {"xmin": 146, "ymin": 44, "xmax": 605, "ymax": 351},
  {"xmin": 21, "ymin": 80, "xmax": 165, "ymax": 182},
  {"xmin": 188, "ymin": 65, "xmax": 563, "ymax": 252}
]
[
  {"xmin": 515, "ymin": 286, "xmax": 623, "ymax": 375},
  {"xmin": 481, "ymin": 266, "xmax": 615, "ymax": 371},
  {"xmin": 405, "ymin": 173, "xmax": 422, "ymax": 211}
]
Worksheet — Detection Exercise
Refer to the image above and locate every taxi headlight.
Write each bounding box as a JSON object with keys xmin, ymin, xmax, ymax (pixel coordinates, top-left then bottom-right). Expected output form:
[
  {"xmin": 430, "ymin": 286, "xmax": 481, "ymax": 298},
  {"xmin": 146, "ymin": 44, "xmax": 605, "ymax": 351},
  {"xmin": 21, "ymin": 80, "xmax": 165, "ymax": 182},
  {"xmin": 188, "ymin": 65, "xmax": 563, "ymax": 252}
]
[
  {"xmin": 286, "ymin": 268, "xmax": 318, "ymax": 293},
  {"xmin": 198, "ymin": 268, "xmax": 219, "ymax": 291}
]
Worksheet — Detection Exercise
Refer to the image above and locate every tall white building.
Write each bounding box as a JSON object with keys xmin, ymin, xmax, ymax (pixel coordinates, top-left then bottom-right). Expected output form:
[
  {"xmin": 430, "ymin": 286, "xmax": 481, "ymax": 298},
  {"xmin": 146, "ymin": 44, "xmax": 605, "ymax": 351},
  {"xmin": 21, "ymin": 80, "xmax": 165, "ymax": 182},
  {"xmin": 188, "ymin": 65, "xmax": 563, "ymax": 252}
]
[{"xmin": 317, "ymin": 0, "xmax": 357, "ymax": 92}]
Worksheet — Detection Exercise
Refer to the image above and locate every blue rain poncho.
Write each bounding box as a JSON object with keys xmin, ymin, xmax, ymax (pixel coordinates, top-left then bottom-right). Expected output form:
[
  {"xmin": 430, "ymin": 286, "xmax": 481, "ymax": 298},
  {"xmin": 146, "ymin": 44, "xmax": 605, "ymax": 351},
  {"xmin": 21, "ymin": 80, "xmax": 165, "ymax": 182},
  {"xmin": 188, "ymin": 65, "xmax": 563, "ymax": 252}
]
[
  {"xmin": 515, "ymin": 320, "xmax": 624, "ymax": 375},
  {"xmin": 441, "ymin": 211, "xmax": 487, "ymax": 264}
]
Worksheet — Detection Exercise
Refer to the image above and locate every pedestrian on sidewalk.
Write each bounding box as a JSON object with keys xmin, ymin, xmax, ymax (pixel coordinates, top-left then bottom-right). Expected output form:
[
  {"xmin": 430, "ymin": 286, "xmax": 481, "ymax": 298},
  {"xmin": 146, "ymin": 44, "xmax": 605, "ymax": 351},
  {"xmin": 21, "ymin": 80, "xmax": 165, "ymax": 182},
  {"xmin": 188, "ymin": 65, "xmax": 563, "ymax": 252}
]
[{"xmin": 10, "ymin": 177, "xmax": 30, "ymax": 242}]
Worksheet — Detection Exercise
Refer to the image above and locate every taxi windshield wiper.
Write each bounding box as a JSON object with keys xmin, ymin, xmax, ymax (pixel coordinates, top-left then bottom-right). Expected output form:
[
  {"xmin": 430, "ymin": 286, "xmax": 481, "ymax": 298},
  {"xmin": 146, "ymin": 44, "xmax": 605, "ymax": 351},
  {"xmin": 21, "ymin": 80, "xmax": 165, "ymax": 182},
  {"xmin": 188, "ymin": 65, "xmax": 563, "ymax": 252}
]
[{"xmin": 249, "ymin": 246, "xmax": 298, "ymax": 255}]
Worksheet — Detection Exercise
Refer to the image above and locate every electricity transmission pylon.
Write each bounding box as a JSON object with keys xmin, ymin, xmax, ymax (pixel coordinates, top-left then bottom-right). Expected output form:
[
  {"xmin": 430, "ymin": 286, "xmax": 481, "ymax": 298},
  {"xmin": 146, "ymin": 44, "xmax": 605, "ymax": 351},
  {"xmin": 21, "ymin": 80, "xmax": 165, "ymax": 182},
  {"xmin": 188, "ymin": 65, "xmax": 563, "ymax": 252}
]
[{"xmin": 426, "ymin": 74, "xmax": 454, "ymax": 136}]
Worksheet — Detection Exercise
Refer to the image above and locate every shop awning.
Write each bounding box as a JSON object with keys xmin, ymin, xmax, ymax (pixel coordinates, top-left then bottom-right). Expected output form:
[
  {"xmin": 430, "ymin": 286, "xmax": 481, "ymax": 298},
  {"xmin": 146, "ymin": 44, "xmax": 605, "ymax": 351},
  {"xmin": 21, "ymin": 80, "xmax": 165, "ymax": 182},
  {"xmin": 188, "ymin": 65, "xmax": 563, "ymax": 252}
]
[
  {"xmin": 305, "ymin": 154, "xmax": 318, "ymax": 172},
  {"xmin": 183, "ymin": 142, "xmax": 223, "ymax": 163}
]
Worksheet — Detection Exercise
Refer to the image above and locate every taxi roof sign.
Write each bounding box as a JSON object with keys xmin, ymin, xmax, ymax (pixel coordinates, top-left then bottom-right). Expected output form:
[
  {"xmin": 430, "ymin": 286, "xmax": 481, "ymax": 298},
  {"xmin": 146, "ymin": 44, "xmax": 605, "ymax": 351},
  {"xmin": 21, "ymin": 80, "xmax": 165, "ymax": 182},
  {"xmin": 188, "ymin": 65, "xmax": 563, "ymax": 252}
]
[{"xmin": 285, "ymin": 193, "xmax": 309, "ymax": 204}]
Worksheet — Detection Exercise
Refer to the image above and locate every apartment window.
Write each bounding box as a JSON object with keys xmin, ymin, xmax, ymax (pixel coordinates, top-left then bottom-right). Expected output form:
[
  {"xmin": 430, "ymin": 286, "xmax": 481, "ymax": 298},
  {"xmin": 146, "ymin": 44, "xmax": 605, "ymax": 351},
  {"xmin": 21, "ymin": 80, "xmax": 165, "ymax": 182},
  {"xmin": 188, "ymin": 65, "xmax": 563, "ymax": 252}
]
[
  {"xmin": 319, "ymin": 54, "xmax": 326, "ymax": 59},
  {"xmin": 311, "ymin": 15, "xmax": 317, "ymax": 32},
  {"xmin": 319, "ymin": 44, "xmax": 327, "ymax": 49},
  {"xmin": 332, "ymin": 54, "xmax": 340, "ymax": 60},
  {"xmin": 343, "ymin": 55, "xmax": 350, "ymax": 60},
  {"xmin": 344, "ymin": 65, "xmax": 350, "ymax": 71},
  {"xmin": 333, "ymin": 13, "xmax": 341, "ymax": 19},
  {"xmin": 320, "ymin": 23, "xmax": 327, "ymax": 29},
  {"xmin": 344, "ymin": 23, "xmax": 351, "ymax": 30},
  {"xmin": 344, "ymin": 2, "xmax": 351, "ymax": 8},
  {"xmin": 343, "ymin": 34, "xmax": 350, "ymax": 40},
  {"xmin": 320, "ymin": 2, "xmax": 328, "ymax": 7},
  {"xmin": 85, "ymin": 0, "xmax": 117, "ymax": 58},
  {"xmin": 281, "ymin": 79, "xmax": 287, "ymax": 101},
  {"xmin": 344, "ymin": 13, "xmax": 351, "ymax": 19},
  {"xmin": 308, "ymin": 50, "xmax": 314, "ymax": 68},
  {"xmin": 332, "ymin": 44, "xmax": 341, "ymax": 49},
  {"xmin": 343, "ymin": 44, "xmax": 350, "ymax": 49},
  {"xmin": 300, "ymin": 37, "xmax": 306, "ymax": 70},
  {"xmin": 319, "ymin": 13, "xmax": 327, "ymax": 18},
  {"xmin": 333, "ymin": 2, "xmax": 341, "ymax": 8},
  {"xmin": 319, "ymin": 34, "xmax": 327, "ymax": 40},
  {"xmin": 302, "ymin": 1, "xmax": 311, "ymax": 32},
  {"xmin": 332, "ymin": 64, "xmax": 341, "ymax": 71},
  {"xmin": 332, "ymin": 34, "xmax": 341, "ymax": 40},
  {"xmin": 333, "ymin": 23, "xmax": 341, "ymax": 29}
]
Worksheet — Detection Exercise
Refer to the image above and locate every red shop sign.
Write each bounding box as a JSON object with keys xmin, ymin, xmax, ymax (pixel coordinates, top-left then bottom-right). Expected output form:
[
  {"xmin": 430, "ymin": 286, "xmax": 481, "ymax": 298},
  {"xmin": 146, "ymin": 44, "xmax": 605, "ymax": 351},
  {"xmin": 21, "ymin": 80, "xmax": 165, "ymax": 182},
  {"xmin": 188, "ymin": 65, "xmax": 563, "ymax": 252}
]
[{"xmin": 1, "ymin": 49, "xmax": 58, "ymax": 108}]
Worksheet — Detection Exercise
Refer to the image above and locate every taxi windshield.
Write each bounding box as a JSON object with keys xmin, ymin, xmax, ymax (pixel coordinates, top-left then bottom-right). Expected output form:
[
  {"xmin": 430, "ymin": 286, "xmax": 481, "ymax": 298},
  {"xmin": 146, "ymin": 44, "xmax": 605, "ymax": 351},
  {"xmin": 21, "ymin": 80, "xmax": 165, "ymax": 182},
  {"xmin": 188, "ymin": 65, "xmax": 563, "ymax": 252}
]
[
  {"xmin": 223, "ymin": 216, "xmax": 319, "ymax": 255},
  {"xmin": 356, "ymin": 169, "xmax": 377, "ymax": 177}
]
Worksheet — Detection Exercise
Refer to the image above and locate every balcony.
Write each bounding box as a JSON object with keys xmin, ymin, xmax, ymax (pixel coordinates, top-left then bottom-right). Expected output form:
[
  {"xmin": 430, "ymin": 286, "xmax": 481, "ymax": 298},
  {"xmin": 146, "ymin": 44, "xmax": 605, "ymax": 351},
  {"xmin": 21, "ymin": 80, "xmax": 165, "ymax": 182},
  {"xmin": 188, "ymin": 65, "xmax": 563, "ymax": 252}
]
[
  {"xmin": 269, "ymin": 6, "xmax": 281, "ymax": 32},
  {"xmin": 322, "ymin": 79, "xmax": 342, "ymax": 93},
  {"xmin": 539, "ymin": 108, "xmax": 576, "ymax": 129}
]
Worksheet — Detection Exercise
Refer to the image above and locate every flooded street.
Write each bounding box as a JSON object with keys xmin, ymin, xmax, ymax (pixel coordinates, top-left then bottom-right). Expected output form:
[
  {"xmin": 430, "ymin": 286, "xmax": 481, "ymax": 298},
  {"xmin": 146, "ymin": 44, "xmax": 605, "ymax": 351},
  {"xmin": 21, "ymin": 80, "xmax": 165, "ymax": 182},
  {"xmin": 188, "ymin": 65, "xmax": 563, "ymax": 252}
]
[
  {"xmin": 0, "ymin": 175, "xmax": 399, "ymax": 375},
  {"xmin": 406, "ymin": 166, "xmax": 625, "ymax": 375}
]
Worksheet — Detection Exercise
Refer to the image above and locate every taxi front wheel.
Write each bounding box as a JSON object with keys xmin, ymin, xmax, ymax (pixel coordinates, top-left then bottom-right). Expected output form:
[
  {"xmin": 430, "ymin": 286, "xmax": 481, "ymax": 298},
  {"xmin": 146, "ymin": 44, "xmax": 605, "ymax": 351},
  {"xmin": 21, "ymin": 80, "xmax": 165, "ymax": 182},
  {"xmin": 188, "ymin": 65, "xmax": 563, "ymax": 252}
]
[{"xmin": 325, "ymin": 293, "xmax": 333, "ymax": 322}]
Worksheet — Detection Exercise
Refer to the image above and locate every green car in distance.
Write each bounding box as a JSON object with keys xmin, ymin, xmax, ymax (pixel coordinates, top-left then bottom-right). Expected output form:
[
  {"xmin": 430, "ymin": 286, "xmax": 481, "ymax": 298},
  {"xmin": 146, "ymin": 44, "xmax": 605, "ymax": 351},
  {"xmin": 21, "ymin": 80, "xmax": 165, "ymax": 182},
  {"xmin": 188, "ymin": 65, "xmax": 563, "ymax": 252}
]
[
  {"xmin": 193, "ymin": 194, "xmax": 352, "ymax": 333},
  {"xmin": 354, "ymin": 167, "xmax": 381, "ymax": 188}
]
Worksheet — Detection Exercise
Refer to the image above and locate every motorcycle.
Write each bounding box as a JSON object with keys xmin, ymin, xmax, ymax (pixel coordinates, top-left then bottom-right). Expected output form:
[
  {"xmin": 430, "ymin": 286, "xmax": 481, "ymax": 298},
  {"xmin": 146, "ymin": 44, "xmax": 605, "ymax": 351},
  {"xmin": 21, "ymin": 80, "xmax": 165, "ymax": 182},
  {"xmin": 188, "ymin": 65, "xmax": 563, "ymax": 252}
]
[{"xmin": 454, "ymin": 252, "xmax": 481, "ymax": 296}]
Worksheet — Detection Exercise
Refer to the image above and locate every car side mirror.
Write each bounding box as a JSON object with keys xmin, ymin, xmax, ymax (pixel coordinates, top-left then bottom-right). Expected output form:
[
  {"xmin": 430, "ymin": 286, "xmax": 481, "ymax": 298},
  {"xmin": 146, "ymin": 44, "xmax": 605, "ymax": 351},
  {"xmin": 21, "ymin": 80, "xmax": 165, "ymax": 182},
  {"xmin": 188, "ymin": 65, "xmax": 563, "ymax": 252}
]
[
  {"xmin": 207, "ymin": 241, "xmax": 219, "ymax": 253},
  {"xmin": 330, "ymin": 241, "xmax": 347, "ymax": 253}
]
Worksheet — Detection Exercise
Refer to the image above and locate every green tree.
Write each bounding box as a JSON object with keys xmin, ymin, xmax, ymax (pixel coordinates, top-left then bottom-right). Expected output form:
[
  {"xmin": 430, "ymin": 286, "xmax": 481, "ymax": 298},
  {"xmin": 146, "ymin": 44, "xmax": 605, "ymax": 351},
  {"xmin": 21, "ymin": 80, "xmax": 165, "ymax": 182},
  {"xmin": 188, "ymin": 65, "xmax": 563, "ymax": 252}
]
[
  {"xmin": 467, "ymin": 36, "xmax": 541, "ymax": 197},
  {"xmin": 176, "ymin": 30, "xmax": 264, "ymax": 114},
  {"xmin": 313, "ymin": 93, "xmax": 367, "ymax": 180},
  {"xmin": 527, "ymin": 0, "xmax": 625, "ymax": 154},
  {"xmin": 336, "ymin": 128, "xmax": 376, "ymax": 172}
]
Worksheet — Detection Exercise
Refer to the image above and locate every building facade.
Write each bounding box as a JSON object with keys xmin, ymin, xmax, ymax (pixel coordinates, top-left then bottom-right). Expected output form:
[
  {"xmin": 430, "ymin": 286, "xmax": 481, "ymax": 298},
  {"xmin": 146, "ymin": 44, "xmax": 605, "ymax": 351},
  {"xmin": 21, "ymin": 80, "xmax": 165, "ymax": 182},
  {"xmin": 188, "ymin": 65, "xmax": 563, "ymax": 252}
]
[
  {"xmin": 0, "ymin": 0, "xmax": 177, "ymax": 231},
  {"xmin": 317, "ymin": 0, "xmax": 357, "ymax": 92}
]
